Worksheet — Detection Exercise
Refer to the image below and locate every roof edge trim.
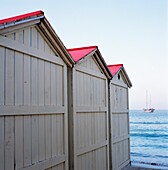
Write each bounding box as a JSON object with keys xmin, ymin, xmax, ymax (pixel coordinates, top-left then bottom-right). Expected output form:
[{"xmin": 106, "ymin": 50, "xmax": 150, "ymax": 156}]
[
  {"xmin": 0, "ymin": 10, "xmax": 44, "ymax": 25},
  {"xmin": 108, "ymin": 64, "xmax": 123, "ymax": 67},
  {"xmin": 68, "ymin": 46, "xmax": 97, "ymax": 52}
]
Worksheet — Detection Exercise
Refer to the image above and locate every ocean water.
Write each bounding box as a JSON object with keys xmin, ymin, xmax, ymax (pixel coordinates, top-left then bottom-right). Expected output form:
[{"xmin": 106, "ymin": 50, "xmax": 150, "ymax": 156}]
[{"xmin": 130, "ymin": 110, "xmax": 168, "ymax": 168}]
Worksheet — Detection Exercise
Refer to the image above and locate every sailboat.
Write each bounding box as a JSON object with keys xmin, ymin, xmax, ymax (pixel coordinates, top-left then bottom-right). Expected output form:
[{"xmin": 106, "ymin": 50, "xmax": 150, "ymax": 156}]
[{"xmin": 143, "ymin": 91, "xmax": 155, "ymax": 113}]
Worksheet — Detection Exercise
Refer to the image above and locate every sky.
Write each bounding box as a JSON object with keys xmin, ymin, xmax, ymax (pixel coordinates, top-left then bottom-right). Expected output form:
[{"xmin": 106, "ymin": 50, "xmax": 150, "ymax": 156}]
[{"xmin": 0, "ymin": 0, "xmax": 168, "ymax": 109}]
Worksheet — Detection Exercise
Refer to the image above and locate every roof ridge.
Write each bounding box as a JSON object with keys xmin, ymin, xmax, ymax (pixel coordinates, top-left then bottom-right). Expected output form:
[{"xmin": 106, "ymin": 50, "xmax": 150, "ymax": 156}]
[
  {"xmin": 0, "ymin": 10, "xmax": 44, "ymax": 25},
  {"xmin": 68, "ymin": 45, "xmax": 97, "ymax": 51},
  {"xmin": 108, "ymin": 64, "xmax": 123, "ymax": 67}
]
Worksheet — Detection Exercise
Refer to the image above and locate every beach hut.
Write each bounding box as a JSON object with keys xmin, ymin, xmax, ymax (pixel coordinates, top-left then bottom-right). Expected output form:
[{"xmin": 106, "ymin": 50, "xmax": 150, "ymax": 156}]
[
  {"xmin": 0, "ymin": 11, "xmax": 74, "ymax": 170},
  {"xmin": 68, "ymin": 46, "xmax": 112, "ymax": 170},
  {"xmin": 108, "ymin": 64, "xmax": 132, "ymax": 170}
]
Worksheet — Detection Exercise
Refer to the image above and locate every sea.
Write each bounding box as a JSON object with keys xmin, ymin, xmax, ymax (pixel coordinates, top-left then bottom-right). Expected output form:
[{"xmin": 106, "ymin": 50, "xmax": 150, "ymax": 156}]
[{"xmin": 130, "ymin": 110, "xmax": 168, "ymax": 169}]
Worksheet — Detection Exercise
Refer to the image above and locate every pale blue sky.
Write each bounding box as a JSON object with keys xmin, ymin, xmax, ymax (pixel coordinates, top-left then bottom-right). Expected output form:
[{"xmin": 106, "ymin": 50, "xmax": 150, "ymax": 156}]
[{"xmin": 1, "ymin": 0, "xmax": 167, "ymax": 109}]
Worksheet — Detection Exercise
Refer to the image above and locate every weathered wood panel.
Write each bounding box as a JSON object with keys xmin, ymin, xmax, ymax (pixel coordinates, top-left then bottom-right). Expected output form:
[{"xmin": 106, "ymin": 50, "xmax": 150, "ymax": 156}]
[
  {"xmin": 0, "ymin": 117, "xmax": 5, "ymax": 170},
  {"xmin": 111, "ymin": 85, "xmax": 128, "ymax": 112},
  {"xmin": 4, "ymin": 26, "xmax": 58, "ymax": 56},
  {"xmin": 75, "ymin": 70, "xmax": 106, "ymax": 107},
  {"xmin": 0, "ymin": 26, "xmax": 68, "ymax": 170},
  {"xmin": 110, "ymin": 73, "xmax": 130, "ymax": 170},
  {"xmin": 45, "ymin": 163, "xmax": 65, "ymax": 170},
  {"xmin": 77, "ymin": 146, "xmax": 107, "ymax": 170},
  {"xmin": 69, "ymin": 56, "xmax": 109, "ymax": 170},
  {"xmin": 0, "ymin": 107, "xmax": 66, "ymax": 170},
  {"xmin": 0, "ymin": 48, "xmax": 64, "ymax": 108},
  {"xmin": 5, "ymin": 116, "xmax": 15, "ymax": 170}
]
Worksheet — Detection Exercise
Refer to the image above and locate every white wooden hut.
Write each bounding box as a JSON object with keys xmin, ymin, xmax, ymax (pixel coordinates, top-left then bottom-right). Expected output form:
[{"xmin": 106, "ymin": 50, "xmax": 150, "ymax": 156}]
[
  {"xmin": 68, "ymin": 46, "xmax": 112, "ymax": 170},
  {"xmin": 0, "ymin": 11, "xmax": 74, "ymax": 170},
  {"xmin": 108, "ymin": 64, "xmax": 132, "ymax": 170}
]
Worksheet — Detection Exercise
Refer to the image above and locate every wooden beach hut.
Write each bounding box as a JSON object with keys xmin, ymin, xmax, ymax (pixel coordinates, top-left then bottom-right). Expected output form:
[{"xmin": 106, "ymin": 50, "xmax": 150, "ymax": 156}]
[
  {"xmin": 68, "ymin": 46, "xmax": 112, "ymax": 170},
  {"xmin": 0, "ymin": 11, "xmax": 74, "ymax": 170},
  {"xmin": 108, "ymin": 64, "xmax": 132, "ymax": 170}
]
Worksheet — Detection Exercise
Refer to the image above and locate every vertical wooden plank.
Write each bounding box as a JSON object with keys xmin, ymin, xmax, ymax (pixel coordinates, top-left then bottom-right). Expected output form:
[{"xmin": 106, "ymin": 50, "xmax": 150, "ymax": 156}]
[
  {"xmin": 88, "ymin": 113, "xmax": 92, "ymax": 146},
  {"xmin": 98, "ymin": 113, "xmax": 102, "ymax": 142},
  {"xmin": 55, "ymin": 115, "xmax": 58, "ymax": 156},
  {"xmin": 75, "ymin": 71, "xmax": 79, "ymax": 106},
  {"xmin": 51, "ymin": 63, "xmax": 56, "ymax": 105},
  {"xmin": 80, "ymin": 114, "xmax": 84, "ymax": 148},
  {"xmin": 109, "ymin": 83, "xmax": 114, "ymax": 170},
  {"xmin": 38, "ymin": 31, "xmax": 45, "ymax": 52},
  {"xmin": 85, "ymin": 113, "xmax": 88, "ymax": 146},
  {"xmin": 5, "ymin": 116, "xmax": 14, "ymax": 170},
  {"xmin": 95, "ymin": 149, "xmax": 99, "ymax": 170},
  {"xmin": 76, "ymin": 113, "xmax": 79, "ymax": 148},
  {"xmin": 45, "ymin": 115, "xmax": 51, "ymax": 159},
  {"xmin": 0, "ymin": 117, "xmax": 4, "ymax": 170},
  {"xmin": 31, "ymin": 115, "xmax": 39, "ymax": 163},
  {"xmin": 73, "ymin": 68, "xmax": 77, "ymax": 170},
  {"xmin": 60, "ymin": 115, "xmax": 64, "ymax": 155},
  {"xmin": 15, "ymin": 116, "xmax": 24, "ymax": 169},
  {"xmin": 63, "ymin": 65, "xmax": 68, "ymax": 170},
  {"xmin": 96, "ymin": 78, "xmax": 100, "ymax": 106},
  {"xmin": 15, "ymin": 30, "xmax": 24, "ymax": 44},
  {"xmin": 86, "ymin": 74, "xmax": 89, "ymax": 106},
  {"xmin": 23, "ymin": 27, "xmax": 30, "ymax": 47},
  {"xmin": 23, "ymin": 55, "xmax": 31, "ymax": 105},
  {"xmin": 5, "ymin": 49, "xmax": 14, "ymax": 105},
  {"xmin": 23, "ymin": 116, "xmax": 31, "ymax": 166},
  {"xmin": 80, "ymin": 73, "xmax": 84, "ymax": 106},
  {"xmin": 83, "ymin": 74, "xmax": 86, "ymax": 106},
  {"xmin": 105, "ymin": 79, "xmax": 110, "ymax": 170},
  {"xmin": 31, "ymin": 57, "xmax": 38, "ymax": 105},
  {"xmin": 60, "ymin": 114, "xmax": 63, "ymax": 155},
  {"xmin": 57, "ymin": 115, "xmax": 61, "ymax": 155},
  {"xmin": 38, "ymin": 60, "xmax": 45, "ymax": 106},
  {"xmin": 51, "ymin": 115, "xmax": 57, "ymax": 157},
  {"xmin": 84, "ymin": 113, "xmax": 87, "ymax": 146},
  {"xmin": 32, "ymin": 27, "xmax": 37, "ymax": 49},
  {"xmin": 44, "ymin": 41, "xmax": 51, "ymax": 54},
  {"xmin": 15, "ymin": 52, "xmax": 23, "ymax": 106},
  {"xmin": 38, "ymin": 115, "xmax": 45, "ymax": 161},
  {"xmin": 57, "ymin": 66, "xmax": 63, "ymax": 106},
  {"xmin": 0, "ymin": 46, "xmax": 5, "ymax": 105},
  {"xmin": 45, "ymin": 62, "xmax": 51, "ymax": 105}
]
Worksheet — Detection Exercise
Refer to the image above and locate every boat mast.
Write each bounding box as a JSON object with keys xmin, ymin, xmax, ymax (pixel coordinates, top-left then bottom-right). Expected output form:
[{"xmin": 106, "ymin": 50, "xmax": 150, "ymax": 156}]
[
  {"xmin": 149, "ymin": 94, "xmax": 151, "ymax": 108},
  {"xmin": 146, "ymin": 90, "xmax": 148, "ymax": 109}
]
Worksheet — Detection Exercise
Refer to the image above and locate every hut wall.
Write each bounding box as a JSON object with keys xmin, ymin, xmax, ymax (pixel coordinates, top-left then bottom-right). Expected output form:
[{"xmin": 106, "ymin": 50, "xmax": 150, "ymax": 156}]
[
  {"xmin": 0, "ymin": 26, "xmax": 68, "ymax": 170},
  {"xmin": 110, "ymin": 73, "xmax": 130, "ymax": 170},
  {"xmin": 69, "ymin": 57, "xmax": 110, "ymax": 170}
]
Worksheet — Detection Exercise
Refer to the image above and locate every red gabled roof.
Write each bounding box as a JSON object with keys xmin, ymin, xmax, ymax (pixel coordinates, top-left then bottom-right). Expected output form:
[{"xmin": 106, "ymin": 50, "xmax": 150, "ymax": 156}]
[
  {"xmin": 68, "ymin": 46, "xmax": 97, "ymax": 62},
  {"xmin": 0, "ymin": 10, "xmax": 44, "ymax": 25},
  {"xmin": 108, "ymin": 64, "xmax": 123, "ymax": 76}
]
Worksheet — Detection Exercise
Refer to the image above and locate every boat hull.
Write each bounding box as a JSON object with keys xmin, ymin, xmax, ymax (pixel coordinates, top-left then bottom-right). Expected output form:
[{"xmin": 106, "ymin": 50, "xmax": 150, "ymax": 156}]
[{"xmin": 143, "ymin": 108, "xmax": 155, "ymax": 113}]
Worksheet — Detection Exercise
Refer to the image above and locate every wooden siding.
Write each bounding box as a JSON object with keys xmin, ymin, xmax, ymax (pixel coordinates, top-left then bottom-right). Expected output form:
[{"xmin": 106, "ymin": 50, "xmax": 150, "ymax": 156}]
[
  {"xmin": 0, "ymin": 26, "xmax": 68, "ymax": 170},
  {"xmin": 2, "ymin": 26, "xmax": 57, "ymax": 56},
  {"xmin": 69, "ymin": 56, "xmax": 110, "ymax": 170},
  {"xmin": 110, "ymin": 72, "xmax": 130, "ymax": 170}
]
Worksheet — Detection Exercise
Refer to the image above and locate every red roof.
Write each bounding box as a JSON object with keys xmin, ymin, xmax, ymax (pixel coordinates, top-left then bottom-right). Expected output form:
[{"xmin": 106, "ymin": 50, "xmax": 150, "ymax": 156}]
[
  {"xmin": 108, "ymin": 64, "xmax": 123, "ymax": 76},
  {"xmin": 0, "ymin": 10, "xmax": 44, "ymax": 25},
  {"xmin": 68, "ymin": 46, "xmax": 97, "ymax": 62}
]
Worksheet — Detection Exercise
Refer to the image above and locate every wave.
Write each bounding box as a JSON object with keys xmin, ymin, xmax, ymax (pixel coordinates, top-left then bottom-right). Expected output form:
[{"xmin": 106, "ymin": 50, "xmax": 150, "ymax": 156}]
[
  {"xmin": 130, "ymin": 133, "xmax": 168, "ymax": 138},
  {"xmin": 130, "ymin": 122, "xmax": 168, "ymax": 125},
  {"xmin": 131, "ymin": 152, "xmax": 168, "ymax": 166},
  {"xmin": 131, "ymin": 160, "xmax": 168, "ymax": 168},
  {"xmin": 131, "ymin": 144, "xmax": 168, "ymax": 149},
  {"xmin": 131, "ymin": 152, "xmax": 168, "ymax": 158}
]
